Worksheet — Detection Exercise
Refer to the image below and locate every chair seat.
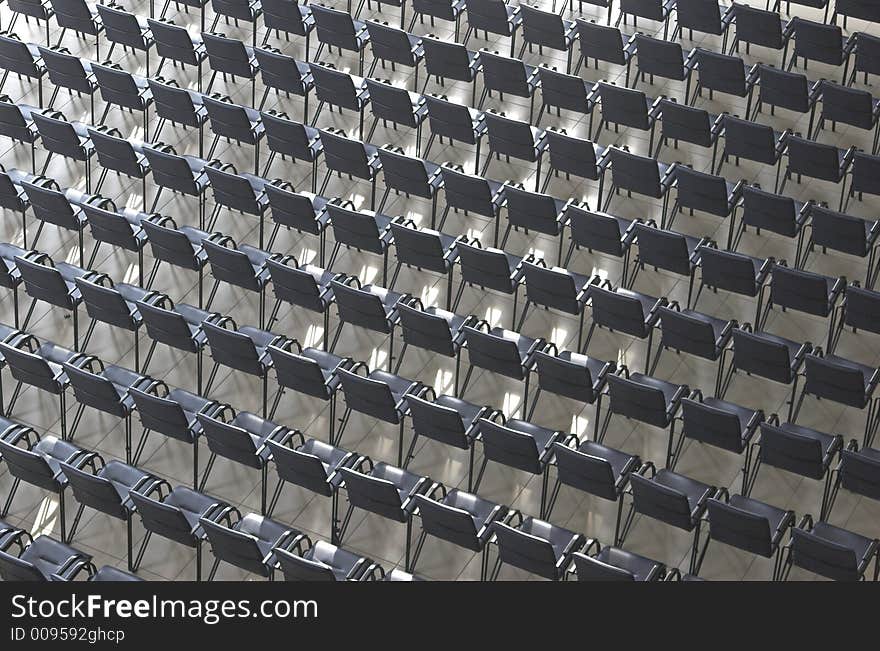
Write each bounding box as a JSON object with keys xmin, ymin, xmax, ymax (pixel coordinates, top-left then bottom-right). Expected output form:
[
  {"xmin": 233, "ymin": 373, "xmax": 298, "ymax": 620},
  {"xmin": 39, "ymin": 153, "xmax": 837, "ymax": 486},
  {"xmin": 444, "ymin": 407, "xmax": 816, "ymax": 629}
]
[
  {"xmin": 0, "ymin": 243, "xmax": 28, "ymax": 261},
  {"xmin": 577, "ymin": 440, "xmax": 639, "ymax": 480},
  {"xmin": 55, "ymin": 262, "xmax": 89, "ymax": 286},
  {"xmin": 443, "ymin": 488, "xmax": 505, "ymax": 532},
  {"xmin": 33, "ymin": 435, "xmax": 80, "ymax": 478},
  {"xmin": 728, "ymin": 494, "xmax": 790, "ymax": 533},
  {"xmin": 362, "ymin": 284, "xmax": 404, "ymax": 311},
  {"xmin": 98, "ymin": 459, "xmax": 153, "ymax": 503},
  {"xmin": 777, "ymin": 422, "xmax": 840, "ymax": 458},
  {"xmin": 368, "ymin": 369, "xmax": 419, "ymax": 401},
  {"xmin": 596, "ymin": 546, "xmax": 663, "ymax": 580},
  {"xmin": 613, "ymin": 287, "xmax": 662, "ymax": 321},
  {"xmin": 300, "ymin": 347, "xmax": 346, "ymax": 383},
  {"xmin": 163, "ymin": 486, "xmax": 221, "ymax": 530},
  {"xmin": 114, "ymin": 283, "xmax": 151, "ymax": 305},
  {"xmin": 503, "ymin": 418, "xmax": 559, "ymax": 454},
  {"xmin": 558, "ymin": 350, "xmax": 614, "ymax": 385},
  {"xmin": 702, "ymin": 396, "xmax": 760, "ymax": 432},
  {"xmin": 233, "ymin": 411, "xmax": 280, "ymax": 441},
  {"xmin": 627, "ymin": 372, "xmax": 686, "ymax": 408},
  {"xmin": 823, "ymin": 354, "xmax": 876, "ymax": 392},
  {"xmin": 304, "ymin": 540, "xmax": 364, "ymax": 579},
  {"xmin": 518, "ymin": 516, "xmax": 582, "ymax": 562},
  {"xmin": 102, "ymin": 364, "xmax": 144, "ymax": 392},
  {"xmin": 434, "ymin": 394, "xmax": 485, "ymax": 429},
  {"xmin": 22, "ymin": 535, "xmax": 90, "ymax": 578},
  {"xmin": 653, "ymin": 469, "xmax": 713, "ymax": 515},
  {"xmin": 298, "ymin": 438, "xmax": 351, "ymax": 487},
  {"xmin": 370, "ymin": 461, "xmax": 423, "ymax": 505},
  {"xmin": 238, "ymin": 326, "xmax": 279, "ymax": 350},
  {"xmin": 235, "ymin": 513, "xmax": 289, "ymax": 557},
  {"xmin": 175, "ymin": 303, "xmax": 213, "ymax": 329},
  {"xmin": 487, "ymin": 327, "xmax": 539, "ymax": 361},
  {"xmin": 36, "ymin": 341, "xmax": 79, "ymax": 373},
  {"xmin": 424, "ymin": 306, "xmax": 468, "ymax": 335}
]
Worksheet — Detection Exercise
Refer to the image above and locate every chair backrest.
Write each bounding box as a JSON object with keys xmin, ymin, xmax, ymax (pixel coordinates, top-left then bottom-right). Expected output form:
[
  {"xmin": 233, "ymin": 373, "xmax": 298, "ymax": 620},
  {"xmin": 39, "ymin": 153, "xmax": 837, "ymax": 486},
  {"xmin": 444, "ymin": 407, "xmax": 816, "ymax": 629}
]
[
  {"xmin": 31, "ymin": 113, "xmax": 86, "ymax": 161},
  {"xmin": 311, "ymin": 4, "xmax": 359, "ymax": 50},
  {"xmin": 136, "ymin": 300, "xmax": 201, "ymax": 351},
  {"xmin": 659, "ymin": 100, "xmax": 712, "ymax": 147},
  {"xmin": 537, "ymin": 67, "xmax": 590, "ymax": 114},
  {"xmin": 203, "ymin": 240, "xmax": 262, "ymax": 292},
  {"xmin": 142, "ymin": 220, "xmax": 203, "ymax": 270},
  {"xmin": 310, "ymin": 63, "xmax": 362, "ymax": 112},
  {"xmin": 148, "ymin": 19, "xmax": 200, "ymax": 66},
  {"xmin": 203, "ymin": 33, "xmax": 255, "ymax": 78},
  {"xmin": 545, "ymin": 130, "xmax": 599, "ymax": 180},
  {"xmin": 413, "ymin": 494, "xmax": 481, "ymax": 551},
  {"xmin": 274, "ymin": 546, "xmax": 340, "ymax": 581},
  {"xmin": 421, "ymin": 37, "xmax": 474, "ymax": 82},
  {"xmin": 338, "ymin": 467, "xmax": 406, "ymax": 521},
  {"xmin": 676, "ymin": 0, "xmax": 722, "ymax": 34},
  {"xmin": 481, "ymin": 51, "xmax": 531, "ymax": 97},
  {"xmin": 49, "ymin": 0, "xmax": 99, "ymax": 34},
  {"xmin": 620, "ymin": 0, "xmax": 665, "ymax": 21},
  {"xmin": 397, "ymin": 304, "xmax": 455, "ymax": 357},
  {"xmin": 200, "ymin": 518, "xmax": 268, "ymax": 576},
  {"xmin": 790, "ymin": 527, "xmax": 860, "ymax": 581},
  {"xmin": 203, "ymin": 97, "xmax": 258, "ymax": 145},
  {"xmin": 810, "ymin": 206, "xmax": 869, "ymax": 257},
  {"xmin": 405, "ymin": 394, "xmax": 469, "ymax": 449},
  {"xmin": 331, "ymin": 281, "xmax": 392, "ymax": 334},
  {"xmin": 439, "ymin": 167, "xmax": 497, "ymax": 217},
  {"xmin": 466, "ymin": 0, "xmax": 514, "ymax": 34},
  {"xmin": 337, "ymin": 369, "xmax": 399, "ymax": 423},
  {"xmin": 855, "ymin": 32, "xmax": 880, "ymax": 77},
  {"xmin": 534, "ymin": 351, "xmax": 597, "ymax": 404},
  {"xmin": 792, "ymin": 17, "xmax": 843, "ymax": 66},
  {"xmin": 505, "ymin": 186, "xmax": 562, "ymax": 235},
  {"xmin": 462, "ymin": 327, "xmax": 525, "ymax": 379},
  {"xmin": 696, "ymin": 49, "xmax": 746, "ymax": 96},
  {"xmin": 97, "ymin": 5, "xmax": 146, "ymax": 49},
  {"xmin": 769, "ymin": 265, "xmax": 833, "ymax": 318},
  {"xmin": 254, "ymin": 48, "xmax": 307, "ymax": 95},
  {"xmin": 609, "ymin": 148, "xmax": 662, "ymax": 197},
  {"xmin": 722, "ymin": 115, "xmax": 776, "ymax": 165},
  {"xmin": 606, "ymin": 374, "xmax": 671, "ymax": 428},
  {"xmin": 658, "ymin": 307, "xmax": 719, "ymax": 361},
  {"xmin": 15, "ymin": 255, "xmax": 75, "ymax": 308},
  {"xmin": 599, "ymin": 82, "xmax": 650, "ymax": 130},
  {"xmin": 425, "ymin": 95, "xmax": 478, "ymax": 144},
  {"xmin": 731, "ymin": 329, "xmax": 796, "ymax": 384},
  {"xmin": 698, "ymin": 248, "xmax": 759, "ymax": 297},
  {"xmin": 851, "ymin": 151, "xmax": 880, "ymax": 198},
  {"xmin": 320, "ymin": 130, "xmax": 373, "ymax": 180},
  {"xmin": 576, "ymin": 19, "xmax": 627, "ymax": 66},
  {"xmin": 38, "ymin": 46, "xmax": 92, "ymax": 94},
  {"xmin": 492, "ymin": 520, "xmax": 561, "ymax": 580},
  {"xmin": 836, "ymin": 0, "xmax": 880, "ymax": 21},
  {"xmin": 484, "ymin": 112, "xmax": 538, "ymax": 163},
  {"xmin": 633, "ymin": 224, "xmax": 692, "ymax": 276},
  {"xmin": 842, "ymin": 285, "xmax": 880, "ymax": 334},
  {"xmin": 758, "ymin": 422, "xmax": 826, "ymax": 479},
  {"xmin": 128, "ymin": 492, "xmax": 198, "ymax": 546},
  {"xmin": 61, "ymin": 463, "xmax": 129, "ymax": 520},
  {"xmin": 840, "ymin": 448, "xmax": 880, "ymax": 501},
  {"xmin": 389, "ymin": 224, "xmax": 446, "ymax": 274},
  {"xmin": 203, "ymin": 166, "xmax": 264, "ymax": 215},
  {"xmin": 804, "ymin": 354, "xmax": 869, "ymax": 408},
  {"xmin": 264, "ymin": 183, "xmax": 322, "ymax": 233},
  {"xmin": 0, "ymin": 101, "xmax": 35, "ymax": 146},
  {"xmin": 456, "ymin": 242, "xmax": 515, "ymax": 293},
  {"xmin": 0, "ymin": 342, "xmax": 60, "ymax": 393},
  {"xmin": 635, "ymin": 34, "xmax": 684, "ymax": 81},
  {"xmin": 142, "ymin": 146, "xmax": 201, "ymax": 195},
  {"xmin": 478, "ymin": 419, "xmax": 543, "ymax": 474},
  {"xmin": 365, "ymin": 21, "xmax": 416, "ymax": 65},
  {"xmin": 64, "ymin": 364, "xmax": 127, "ymax": 418},
  {"xmin": 203, "ymin": 322, "xmax": 264, "ymax": 376},
  {"xmin": 147, "ymin": 80, "xmax": 202, "ymax": 128},
  {"xmin": 681, "ymin": 398, "xmax": 747, "ymax": 453},
  {"xmin": 706, "ymin": 498, "xmax": 773, "ymax": 557},
  {"xmin": 81, "ymin": 203, "xmax": 141, "ymax": 252},
  {"xmin": 521, "ymin": 5, "xmax": 566, "ymax": 50},
  {"xmin": 572, "ymin": 552, "xmax": 636, "ymax": 581},
  {"xmin": 369, "ymin": 80, "xmax": 420, "ymax": 129},
  {"xmin": 129, "ymin": 388, "xmax": 195, "ymax": 443},
  {"xmin": 740, "ymin": 185, "xmax": 799, "ymax": 236},
  {"xmin": 523, "ymin": 263, "xmax": 579, "ymax": 315},
  {"xmin": 589, "ymin": 286, "xmax": 650, "ymax": 338},
  {"xmin": 820, "ymin": 82, "xmax": 875, "ymax": 130},
  {"xmin": 89, "ymin": 128, "xmax": 143, "ymax": 178},
  {"xmin": 8, "ymin": 0, "xmax": 51, "ymax": 20},
  {"xmin": 0, "ymin": 439, "xmax": 59, "ymax": 491},
  {"xmin": 377, "ymin": 149, "xmax": 430, "ymax": 197},
  {"xmin": 20, "ymin": 181, "xmax": 81, "ymax": 230},
  {"xmin": 266, "ymin": 439, "xmax": 336, "ymax": 496},
  {"xmin": 266, "ymin": 260, "xmax": 326, "ymax": 312},
  {"xmin": 567, "ymin": 206, "xmax": 625, "ymax": 256},
  {"xmin": 630, "ymin": 473, "xmax": 695, "ymax": 529},
  {"xmin": 553, "ymin": 442, "xmax": 618, "ymax": 500},
  {"xmin": 757, "ymin": 64, "xmax": 810, "ymax": 114},
  {"xmin": 197, "ymin": 413, "xmax": 263, "ymax": 468},
  {"xmin": 267, "ymin": 346, "xmax": 331, "ymax": 399},
  {"xmin": 733, "ymin": 3, "xmax": 783, "ymax": 50},
  {"xmin": 0, "ymin": 549, "xmax": 49, "ymax": 581},
  {"xmin": 0, "ymin": 35, "xmax": 41, "ymax": 78}
]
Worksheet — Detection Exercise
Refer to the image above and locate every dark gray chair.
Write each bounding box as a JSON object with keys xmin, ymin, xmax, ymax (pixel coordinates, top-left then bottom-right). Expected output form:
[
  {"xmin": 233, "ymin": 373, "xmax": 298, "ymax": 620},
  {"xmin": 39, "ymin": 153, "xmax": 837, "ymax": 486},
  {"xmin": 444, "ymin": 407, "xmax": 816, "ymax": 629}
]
[
  {"xmin": 783, "ymin": 515, "xmax": 879, "ymax": 581},
  {"xmin": 490, "ymin": 512, "xmax": 585, "ymax": 580},
  {"xmin": 201, "ymin": 510, "xmax": 298, "ymax": 580}
]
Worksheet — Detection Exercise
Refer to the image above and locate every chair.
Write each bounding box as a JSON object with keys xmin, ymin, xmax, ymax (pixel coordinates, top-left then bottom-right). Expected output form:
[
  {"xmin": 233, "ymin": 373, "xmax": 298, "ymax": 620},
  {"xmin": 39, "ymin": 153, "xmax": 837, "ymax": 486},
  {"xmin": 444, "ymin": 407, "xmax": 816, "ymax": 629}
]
[
  {"xmin": 811, "ymin": 81, "xmax": 880, "ymax": 155},
  {"xmin": 757, "ymin": 266, "xmax": 846, "ymax": 334},
  {"xmin": 573, "ymin": 19, "xmax": 636, "ymax": 76},
  {"xmin": 678, "ymin": 394, "xmax": 763, "ymax": 490},
  {"xmin": 687, "ymin": 48, "xmax": 753, "ymax": 106},
  {"xmin": 309, "ymin": 63, "xmax": 370, "ymax": 139},
  {"xmin": 459, "ymin": 324, "xmax": 545, "ymax": 414},
  {"xmin": 799, "ymin": 206, "xmax": 880, "ymax": 290},
  {"xmin": 828, "ymin": 283, "xmax": 880, "ymax": 354},
  {"xmin": 129, "ymin": 382, "xmax": 223, "ymax": 486},
  {"xmin": 777, "ymin": 137, "xmax": 855, "ymax": 196},
  {"xmin": 265, "ymin": 432, "xmax": 355, "ymax": 543},
  {"xmin": 365, "ymin": 20, "xmax": 424, "ymax": 90},
  {"xmin": 203, "ymin": 96, "xmax": 265, "ymax": 176},
  {"xmin": 692, "ymin": 247, "xmax": 773, "ymax": 323},
  {"xmin": 420, "ymin": 37, "xmax": 481, "ymax": 104},
  {"xmin": 548, "ymin": 437, "xmax": 639, "ymax": 545},
  {"xmin": 376, "ymin": 148, "xmax": 439, "ymax": 218},
  {"xmin": 584, "ymin": 282, "xmax": 666, "ymax": 373},
  {"xmin": 518, "ymin": 5, "xmax": 576, "ymax": 74},
  {"xmin": 489, "ymin": 512, "xmax": 585, "ymax": 580},
  {"xmin": 273, "ymin": 534, "xmax": 374, "ymax": 581},
  {"xmin": 653, "ymin": 304, "xmax": 735, "ymax": 383},
  {"xmin": 328, "ymin": 277, "xmax": 403, "ymax": 366},
  {"xmin": 387, "ymin": 223, "xmax": 460, "ymax": 303},
  {"xmin": 410, "ymin": 0, "xmax": 466, "ymax": 38},
  {"xmin": 260, "ymin": 115, "xmax": 322, "ymax": 192},
  {"xmin": 318, "ymin": 130, "xmax": 379, "ymax": 207},
  {"xmin": 96, "ymin": 5, "xmax": 155, "ymax": 75},
  {"xmin": 196, "ymin": 408, "xmax": 288, "ymax": 515},
  {"xmin": 335, "ymin": 363, "xmax": 422, "ymax": 463},
  {"xmin": 146, "ymin": 80, "xmax": 208, "ymax": 156},
  {"xmin": 209, "ymin": 0, "xmax": 263, "ymax": 48},
  {"xmin": 202, "ymin": 235, "xmax": 272, "ymax": 327},
  {"xmin": 311, "ymin": 4, "xmax": 369, "ymax": 76},
  {"xmin": 793, "ymin": 352, "xmax": 880, "ymax": 449},
  {"xmin": 629, "ymin": 466, "xmax": 716, "ymax": 573},
  {"xmin": 141, "ymin": 216, "xmax": 213, "ymax": 305},
  {"xmin": 47, "ymin": 0, "xmax": 103, "ymax": 56},
  {"xmin": 394, "ymin": 297, "xmax": 474, "ymax": 381},
  {"xmin": 729, "ymin": 3, "xmax": 787, "ymax": 63},
  {"xmin": 842, "ymin": 151, "xmax": 880, "ymax": 213},
  {"xmin": 473, "ymin": 415, "xmax": 565, "ymax": 518},
  {"xmin": 87, "ymin": 127, "xmax": 150, "ymax": 210},
  {"xmin": 848, "ymin": 32, "xmax": 880, "ymax": 87},
  {"xmin": 602, "ymin": 147, "xmax": 676, "ymax": 214},
  {"xmin": 261, "ymin": 0, "xmax": 314, "ymax": 60},
  {"xmin": 200, "ymin": 511, "xmax": 297, "ymax": 580},
  {"xmin": 202, "ymin": 317, "xmax": 282, "ymax": 417},
  {"xmin": 0, "ymin": 535, "xmax": 94, "ymax": 581},
  {"xmin": 786, "ymin": 18, "xmax": 855, "ymax": 84},
  {"xmin": 147, "ymin": 19, "xmax": 208, "ymax": 90},
  {"xmin": 835, "ymin": 442, "xmax": 880, "ymax": 510},
  {"xmin": 203, "ymin": 163, "xmax": 269, "ymax": 235},
  {"xmin": 0, "ymin": 34, "xmax": 47, "ymax": 106},
  {"xmin": 253, "ymin": 47, "xmax": 312, "ymax": 118},
  {"xmin": 404, "ymin": 391, "xmax": 493, "ymax": 488},
  {"xmin": 594, "ymin": 82, "xmax": 661, "ymax": 147},
  {"xmin": 571, "ymin": 544, "xmax": 666, "ymax": 581},
  {"xmin": 264, "ymin": 255, "xmax": 338, "ymax": 337},
  {"xmin": 60, "ymin": 455, "xmax": 163, "ymax": 570},
  {"xmin": 782, "ymin": 515, "xmax": 879, "ymax": 581},
  {"xmin": 535, "ymin": 67, "xmax": 598, "ymax": 128},
  {"xmin": 518, "ymin": 261, "xmax": 594, "ymax": 349},
  {"xmin": 653, "ymin": 99, "xmax": 723, "ymax": 160},
  {"xmin": 423, "ymin": 95, "xmax": 485, "ymax": 173},
  {"xmin": 632, "ymin": 34, "xmax": 693, "ymax": 97},
  {"xmin": 202, "ymin": 32, "xmax": 259, "ymax": 105},
  {"xmin": 747, "ymin": 417, "xmax": 843, "ymax": 520},
  {"xmin": 716, "ymin": 115, "xmax": 789, "ymax": 184},
  {"xmin": 30, "ymin": 111, "xmax": 95, "ymax": 192},
  {"xmin": 542, "ymin": 130, "xmax": 608, "ymax": 194},
  {"xmin": 452, "ymin": 239, "xmax": 528, "ymax": 327},
  {"xmin": 628, "ymin": 224, "xmax": 705, "ymax": 307},
  {"xmin": 128, "ymin": 484, "xmax": 232, "ymax": 580},
  {"xmin": 731, "ymin": 184, "xmax": 811, "ymax": 254},
  {"xmin": 563, "ymin": 205, "xmax": 637, "ymax": 285},
  {"xmin": 437, "ymin": 165, "xmax": 505, "ymax": 237},
  {"xmin": 337, "ymin": 456, "xmax": 431, "ymax": 570},
  {"xmin": 701, "ymin": 492, "xmax": 795, "ymax": 579},
  {"xmin": 502, "ymin": 186, "xmax": 569, "ymax": 260},
  {"xmin": 463, "ymin": 0, "xmax": 522, "ymax": 58},
  {"xmin": 719, "ymin": 327, "xmax": 812, "ymax": 419},
  {"xmin": 411, "ymin": 484, "xmax": 508, "ymax": 579},
  {"xmin": 673, "ymin": 0, "xmax": 735, "ymax": 43},
  {"xmin": 0, "ymin": 432, "xmax": 91, "ymax": 542}
]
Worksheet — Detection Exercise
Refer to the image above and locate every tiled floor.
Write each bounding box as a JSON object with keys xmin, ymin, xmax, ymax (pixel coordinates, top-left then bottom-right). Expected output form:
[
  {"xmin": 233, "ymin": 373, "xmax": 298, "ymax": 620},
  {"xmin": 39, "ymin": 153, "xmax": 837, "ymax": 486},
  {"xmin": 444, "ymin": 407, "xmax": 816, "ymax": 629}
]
[{"xmin": 0, "ymin": 0, "xmax": 878, "ymax": 581}]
